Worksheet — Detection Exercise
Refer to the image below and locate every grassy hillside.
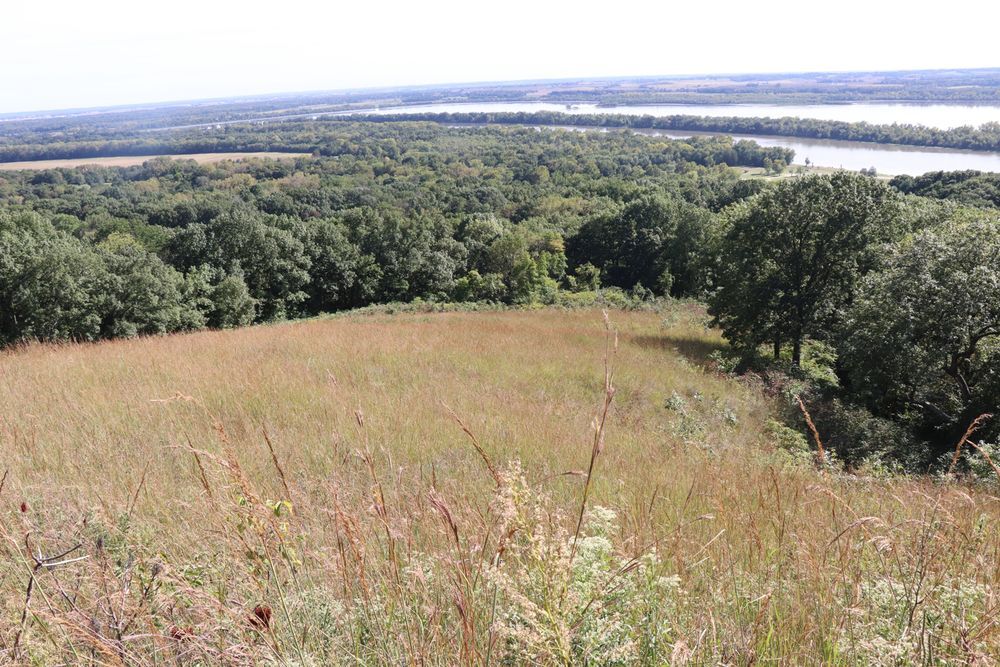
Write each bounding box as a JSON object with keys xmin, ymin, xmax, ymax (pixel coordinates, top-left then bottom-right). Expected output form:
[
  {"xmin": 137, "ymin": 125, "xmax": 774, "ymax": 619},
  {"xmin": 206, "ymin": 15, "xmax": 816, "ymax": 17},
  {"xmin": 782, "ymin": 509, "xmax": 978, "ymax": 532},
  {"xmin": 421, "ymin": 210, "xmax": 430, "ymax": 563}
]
[{"xmin": 1, "ymin": 307, "xmax": 998, "ymax": 664}]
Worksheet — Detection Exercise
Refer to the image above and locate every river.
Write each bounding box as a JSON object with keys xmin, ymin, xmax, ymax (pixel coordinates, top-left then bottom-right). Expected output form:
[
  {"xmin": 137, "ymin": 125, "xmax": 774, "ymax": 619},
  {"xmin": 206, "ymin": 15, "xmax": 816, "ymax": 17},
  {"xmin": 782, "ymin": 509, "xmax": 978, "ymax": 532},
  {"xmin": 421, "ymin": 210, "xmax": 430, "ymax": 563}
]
[{"xmin": 607, "ymin": 127, "xmax": 1000, "ymax": 175}]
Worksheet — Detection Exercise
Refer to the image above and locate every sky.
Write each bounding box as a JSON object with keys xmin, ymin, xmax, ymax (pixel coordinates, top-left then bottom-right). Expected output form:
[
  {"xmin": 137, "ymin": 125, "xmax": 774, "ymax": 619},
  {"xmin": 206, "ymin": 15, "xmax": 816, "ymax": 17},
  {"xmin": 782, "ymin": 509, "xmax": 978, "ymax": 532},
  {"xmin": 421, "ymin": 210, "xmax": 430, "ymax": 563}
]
[{"xmin": 1, "ymin": 0, "xmax": 999, "ymax": 113}]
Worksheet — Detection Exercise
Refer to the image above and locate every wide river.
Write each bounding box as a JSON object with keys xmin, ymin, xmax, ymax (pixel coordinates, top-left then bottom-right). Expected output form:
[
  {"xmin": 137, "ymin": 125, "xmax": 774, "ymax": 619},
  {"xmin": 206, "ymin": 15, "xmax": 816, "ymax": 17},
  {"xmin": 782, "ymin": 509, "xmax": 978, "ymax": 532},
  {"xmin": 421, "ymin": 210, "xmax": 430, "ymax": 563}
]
[{"xmin": 358, "ymin": 102, "xmax": 1000, "ymax": 175}]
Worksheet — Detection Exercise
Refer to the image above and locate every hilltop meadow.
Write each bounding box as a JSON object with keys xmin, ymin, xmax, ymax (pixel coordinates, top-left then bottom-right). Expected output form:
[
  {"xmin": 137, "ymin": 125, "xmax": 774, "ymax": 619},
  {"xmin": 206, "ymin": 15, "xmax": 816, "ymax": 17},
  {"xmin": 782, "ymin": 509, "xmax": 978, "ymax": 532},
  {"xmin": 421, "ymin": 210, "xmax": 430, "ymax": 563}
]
[{"xmin": 1, "ymin": 305, "xmax": 998, "ymax": 664}]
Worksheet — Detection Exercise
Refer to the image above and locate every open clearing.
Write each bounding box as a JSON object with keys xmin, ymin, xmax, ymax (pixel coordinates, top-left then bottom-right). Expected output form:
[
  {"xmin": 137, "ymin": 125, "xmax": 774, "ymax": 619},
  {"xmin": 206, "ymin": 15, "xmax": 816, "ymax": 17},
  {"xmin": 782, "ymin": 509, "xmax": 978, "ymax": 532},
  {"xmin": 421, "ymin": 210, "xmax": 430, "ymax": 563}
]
[
  {"xmin": 0, "ymin": 151, "xmax": 310, "ymax": 171},
  {"xmin": 1, "ymin": 307, "xmax": 998, "ymax": 663}
]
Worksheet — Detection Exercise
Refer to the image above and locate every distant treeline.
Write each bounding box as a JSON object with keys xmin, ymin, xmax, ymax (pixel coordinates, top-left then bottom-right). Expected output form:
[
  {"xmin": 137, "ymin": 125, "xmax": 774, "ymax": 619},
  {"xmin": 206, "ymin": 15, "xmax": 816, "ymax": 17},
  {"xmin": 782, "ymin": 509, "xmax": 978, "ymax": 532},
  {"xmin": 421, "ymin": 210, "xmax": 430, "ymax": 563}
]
[
  {"xmin": 0, "ymin": 119, "xmax": 793, "ymax": 169},
  {"xmin": 0, "ymin": 122, "xmax": 773, "ymax": 349},
  {"xmin": 353, "ymin": 111, "xmax": 1000, "ymax": 153}
]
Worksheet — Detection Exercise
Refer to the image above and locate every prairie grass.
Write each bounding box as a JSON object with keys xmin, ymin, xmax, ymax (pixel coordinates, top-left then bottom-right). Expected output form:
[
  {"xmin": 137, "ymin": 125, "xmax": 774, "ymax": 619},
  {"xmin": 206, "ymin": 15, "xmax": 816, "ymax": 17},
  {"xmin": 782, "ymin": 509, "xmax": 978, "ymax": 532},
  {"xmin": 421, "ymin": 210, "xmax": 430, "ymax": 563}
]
[{"xmin": 0, "ymin": 306, "xmax": 998, "ymax": 664}]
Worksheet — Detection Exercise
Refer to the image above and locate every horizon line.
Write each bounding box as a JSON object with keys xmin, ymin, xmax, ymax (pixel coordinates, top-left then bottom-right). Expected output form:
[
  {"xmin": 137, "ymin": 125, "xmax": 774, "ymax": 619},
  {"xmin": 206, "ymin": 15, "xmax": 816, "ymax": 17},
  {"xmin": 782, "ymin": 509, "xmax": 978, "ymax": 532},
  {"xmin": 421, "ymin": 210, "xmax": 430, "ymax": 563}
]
[{"xmin": 3, "ymin": 65, "xmax": 1000, "ymax": 118}]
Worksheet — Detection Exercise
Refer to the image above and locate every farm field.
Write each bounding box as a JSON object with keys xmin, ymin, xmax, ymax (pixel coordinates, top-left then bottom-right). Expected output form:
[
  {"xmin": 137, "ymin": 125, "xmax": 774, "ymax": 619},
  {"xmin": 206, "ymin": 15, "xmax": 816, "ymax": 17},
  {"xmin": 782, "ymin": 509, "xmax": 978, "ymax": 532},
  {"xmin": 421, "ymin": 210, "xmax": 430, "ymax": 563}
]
[
  {"xmin": 0, "ymin": 152, "xmax": 310, "ymax": 171},
  {"xmin": 1, "ymin": 306, "xmax": 997, "ymax": 664}
]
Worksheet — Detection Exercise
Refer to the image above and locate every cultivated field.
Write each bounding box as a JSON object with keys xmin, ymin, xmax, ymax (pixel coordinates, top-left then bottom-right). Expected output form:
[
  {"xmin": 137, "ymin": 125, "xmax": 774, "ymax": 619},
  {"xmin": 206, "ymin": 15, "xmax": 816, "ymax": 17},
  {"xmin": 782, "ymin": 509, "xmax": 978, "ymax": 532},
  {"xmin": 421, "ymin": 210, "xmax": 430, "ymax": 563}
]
[
  {"xmin": 1, "ymin": 307, "xmax": 998, "ymax": 664},
  {"xmin": 0, "ymin": 152, "xmax": 310, "ymax": 171}
]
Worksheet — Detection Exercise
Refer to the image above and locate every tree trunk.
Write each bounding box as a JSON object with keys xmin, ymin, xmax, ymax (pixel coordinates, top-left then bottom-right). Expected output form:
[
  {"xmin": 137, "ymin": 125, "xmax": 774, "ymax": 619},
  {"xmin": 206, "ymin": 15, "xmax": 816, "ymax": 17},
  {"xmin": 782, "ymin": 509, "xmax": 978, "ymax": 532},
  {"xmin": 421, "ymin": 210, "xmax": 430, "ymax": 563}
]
[
  {"xmin": 773, "ymin": 338, "xmax": 781, "ymax": 360},
  {"xmin": 792, "ymin": 337, "xmax": 802, "ymax": 367}
]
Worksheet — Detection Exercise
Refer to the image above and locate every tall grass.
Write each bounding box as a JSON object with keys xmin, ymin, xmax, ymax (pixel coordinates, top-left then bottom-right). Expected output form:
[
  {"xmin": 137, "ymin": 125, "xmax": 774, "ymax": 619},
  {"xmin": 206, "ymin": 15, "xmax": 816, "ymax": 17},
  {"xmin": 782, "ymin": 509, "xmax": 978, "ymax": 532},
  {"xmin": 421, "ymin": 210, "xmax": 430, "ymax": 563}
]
[{"xmin": 0, "ymin": 306, "xmax": 998, "ymax": 664}]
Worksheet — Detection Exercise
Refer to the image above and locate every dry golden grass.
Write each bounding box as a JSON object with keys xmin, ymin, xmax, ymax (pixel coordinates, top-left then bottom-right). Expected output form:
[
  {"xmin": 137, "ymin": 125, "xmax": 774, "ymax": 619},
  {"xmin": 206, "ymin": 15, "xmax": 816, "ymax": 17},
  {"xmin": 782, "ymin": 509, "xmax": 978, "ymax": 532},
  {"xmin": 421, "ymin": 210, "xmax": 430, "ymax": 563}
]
[
  {"xmin": 0, "ymin": 306, "xmax": 998, "ymax": 664},
  {"xmin": 0, "ymin": 153, "xmax": 310, "ymax": 171}
]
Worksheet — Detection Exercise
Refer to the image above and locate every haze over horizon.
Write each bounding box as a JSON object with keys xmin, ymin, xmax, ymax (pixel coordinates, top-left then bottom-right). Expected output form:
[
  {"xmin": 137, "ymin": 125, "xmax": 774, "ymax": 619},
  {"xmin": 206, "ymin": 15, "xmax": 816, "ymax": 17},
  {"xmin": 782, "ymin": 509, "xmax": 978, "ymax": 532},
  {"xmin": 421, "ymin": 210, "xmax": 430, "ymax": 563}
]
[
  {"xmin": 2, "ymin": 0, "xmax": 999, "ymax": 114},
  {"xmin": 0, "ymin": 0, "xmax": 1000, "ymax": 113}
]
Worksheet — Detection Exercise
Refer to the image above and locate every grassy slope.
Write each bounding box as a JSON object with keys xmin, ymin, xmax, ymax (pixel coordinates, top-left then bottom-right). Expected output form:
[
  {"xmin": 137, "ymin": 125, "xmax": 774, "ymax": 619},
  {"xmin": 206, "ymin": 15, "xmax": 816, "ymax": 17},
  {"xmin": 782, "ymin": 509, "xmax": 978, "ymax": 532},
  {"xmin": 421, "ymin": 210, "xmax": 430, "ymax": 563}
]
[{"xmin": 1, "ymin": 307, "xmax": 997, "ymax": 664}]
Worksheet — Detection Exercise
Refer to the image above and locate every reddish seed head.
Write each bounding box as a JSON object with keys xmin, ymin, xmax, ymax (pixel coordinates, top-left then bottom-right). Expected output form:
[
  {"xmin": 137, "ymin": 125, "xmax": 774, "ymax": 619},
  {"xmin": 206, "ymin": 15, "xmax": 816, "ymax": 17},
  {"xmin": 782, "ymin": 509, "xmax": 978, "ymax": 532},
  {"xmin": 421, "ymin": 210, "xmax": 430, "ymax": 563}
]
[
  {"xmin": 19, "ymin": 502, "xmax": 27, "ymax": 513},
  {"xmin": 168, "ymin": 625, "xmax": 194, "ymax": 641},
  {"xmin": 250, "ymin": 604, "xmax": 272, "ymax": 630}
]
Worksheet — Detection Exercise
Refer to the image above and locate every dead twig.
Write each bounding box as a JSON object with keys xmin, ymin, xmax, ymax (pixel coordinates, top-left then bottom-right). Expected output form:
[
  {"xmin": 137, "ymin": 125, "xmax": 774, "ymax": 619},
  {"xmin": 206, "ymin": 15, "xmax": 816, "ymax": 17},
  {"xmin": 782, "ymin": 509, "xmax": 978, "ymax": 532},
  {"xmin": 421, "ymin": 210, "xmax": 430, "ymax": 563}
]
[{"xmin": 13, "ymin": 534, "xmax": 88, "ymax": 658}]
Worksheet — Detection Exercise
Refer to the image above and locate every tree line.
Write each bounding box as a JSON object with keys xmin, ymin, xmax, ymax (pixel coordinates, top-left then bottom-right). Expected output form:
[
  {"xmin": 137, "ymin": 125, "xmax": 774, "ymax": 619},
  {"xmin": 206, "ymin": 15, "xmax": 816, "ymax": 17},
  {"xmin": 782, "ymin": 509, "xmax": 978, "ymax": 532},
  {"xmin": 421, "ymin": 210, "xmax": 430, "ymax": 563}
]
[
  {"xmin": 0, "ymin": 122, "xmax": 763, "ymax": 348},
  {"xmin": 0, "ymin": 117, "xmax": 793, "ymax": 168},
  {"xmin": 355, "ymin": 111, "xmax": 1000, "ymax": 152},
  {"xmin": 890, "ymin": 170, "xmax": 1000, "ymax": 209}
]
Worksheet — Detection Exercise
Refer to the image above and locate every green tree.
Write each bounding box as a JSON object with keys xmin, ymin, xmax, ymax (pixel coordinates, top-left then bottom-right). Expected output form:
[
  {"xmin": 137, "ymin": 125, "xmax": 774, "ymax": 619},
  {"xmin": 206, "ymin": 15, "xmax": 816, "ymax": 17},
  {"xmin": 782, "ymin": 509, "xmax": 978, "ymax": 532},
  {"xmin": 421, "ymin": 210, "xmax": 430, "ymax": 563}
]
[
  {"xmin": 0, "ymin": 211, "xmax": 106, "ymax": 345},
  {"xmin": 166, "ymin": 208, "xmax": 311, "ymax": 321},
  {"xmin": 570, "ymin": 263, "xmax": 602, "ymax": 292},
  {"xmin": 709, "ymin": 173, "xmax": 901, "ymax": 366},
  {"xmin": 457, "ymin": 214, "xmax": 507, "ymax": 273},
  {"xmin": 839, "ymin": 219, "xmax": 1000, "ymax": 458},
  {"xmin": 208, "ymin": 272, "xmax": 257, "ymax": 329},
  {"xmin": 452, "ymin": 270, "xmax": 507, "ymax": 302},
  {"xmin": 181, "ymin": 265, "xmax": 257, "ymax": 329},
  {"xmin": 569, "ymin": 195, "xmax": 710, "ymax": 296},
  {"xmin": 484, "ymin": 232, "xmax": 543, "ymax": 304},
  {"xmin": 343, "ymin": 208, "xmax": 463, "ymax": 304},
  {"xmin": 301, "ymin": 218, "xmax": 366, "ymax": 312},
  {"xmin": 98, "ymin": 234, "xmax": 197, "ymax": 338}
]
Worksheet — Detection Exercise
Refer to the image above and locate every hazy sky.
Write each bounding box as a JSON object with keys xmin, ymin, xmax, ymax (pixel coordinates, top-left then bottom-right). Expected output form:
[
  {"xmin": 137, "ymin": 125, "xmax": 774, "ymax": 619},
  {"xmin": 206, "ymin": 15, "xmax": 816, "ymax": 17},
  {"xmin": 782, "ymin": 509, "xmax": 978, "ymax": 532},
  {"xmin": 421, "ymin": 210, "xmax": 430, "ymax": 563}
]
[{"xmin": 2, "ymin": 0, "xmax": 998, "ymax": 113}]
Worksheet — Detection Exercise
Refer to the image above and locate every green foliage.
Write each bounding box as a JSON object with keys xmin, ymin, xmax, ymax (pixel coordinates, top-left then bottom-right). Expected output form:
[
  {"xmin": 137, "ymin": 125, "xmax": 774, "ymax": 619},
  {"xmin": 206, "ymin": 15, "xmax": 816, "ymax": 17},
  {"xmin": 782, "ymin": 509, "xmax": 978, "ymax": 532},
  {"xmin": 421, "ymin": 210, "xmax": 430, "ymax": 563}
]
[
  {"xmin": 709, "ymin": 172, "xmax": 901, "ymax": 365},
  {"xmin": 167, "ymin": 208, "xmax": 312, "ymax": 321},
  {"xmin": 891, "ymin": 170, "xmax": 1000, "ymax": 209},
  {"xmin": 1, "ymin": 123, "xmax": 750, "ymax": 343},
  {"xmin": 0, "ymin": 213, "xmax": 200, "ymax": 345},
  {"xmin": 208, "ymin": 272, "xmax": 257, "ymax": 329},
  {"xmin": 362, "ymin": 110, "xmax": 1000, "ymax": 154},
  {"xmin": 98, "ymin": 235, "xmax": 197, "ymax": 337},
  {"xmin": 0, "ymin": 211, "xmax": 105, "ymax": 344},
  {"xmin": 452, "ymin": 270, "xmax": 507, "ymax": 302},
  {"xmin": 571, "ymin": 262, "xmax": 602, "ymax": 291},
  {"xmin": 180, "ymin": 265, "xmax": 256, "ymax": 329},
  {"xmin": 765, "ymin": 419, "xmax": 812, "ymax": 460},
  {"xmin": 569, "ymin": 194, "xmax": 711, "ymax": 296},
  {"xmin": 301, "ymin": 218, "xmax": 366, "ymax": 312},
  {"xmin": 343, "ymin": 208, "xmax": 463, "ymax": 305},
  {"xmin": 840, "ymin": 218, "xmax": 1000, "ymax": 461}
]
